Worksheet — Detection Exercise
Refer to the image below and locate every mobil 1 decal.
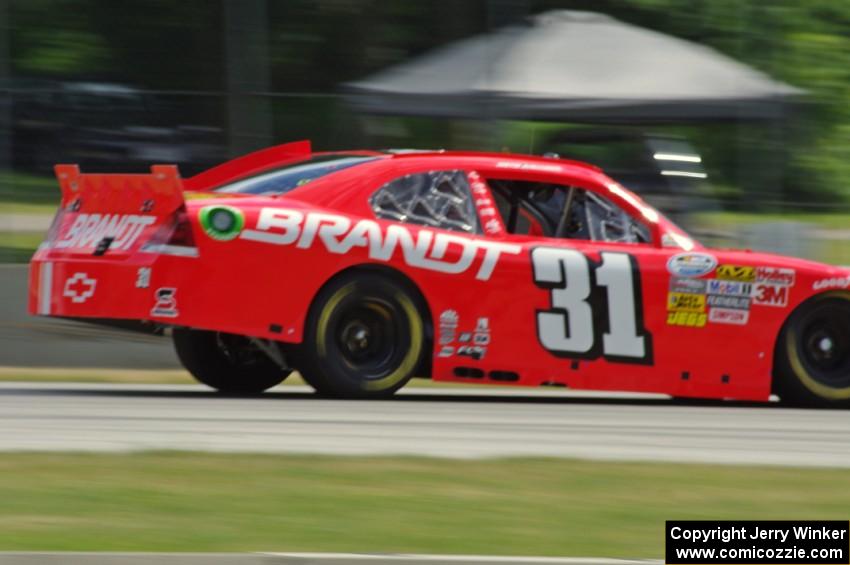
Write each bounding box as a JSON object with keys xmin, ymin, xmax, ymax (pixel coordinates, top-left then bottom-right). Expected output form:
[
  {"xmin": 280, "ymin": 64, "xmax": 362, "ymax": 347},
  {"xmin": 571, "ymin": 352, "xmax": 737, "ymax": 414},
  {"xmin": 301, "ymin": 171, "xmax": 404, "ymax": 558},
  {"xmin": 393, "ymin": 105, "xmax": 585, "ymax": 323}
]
[{"xmin": 531, "ymin": 247, "xmax": 653, "ymax": 365}]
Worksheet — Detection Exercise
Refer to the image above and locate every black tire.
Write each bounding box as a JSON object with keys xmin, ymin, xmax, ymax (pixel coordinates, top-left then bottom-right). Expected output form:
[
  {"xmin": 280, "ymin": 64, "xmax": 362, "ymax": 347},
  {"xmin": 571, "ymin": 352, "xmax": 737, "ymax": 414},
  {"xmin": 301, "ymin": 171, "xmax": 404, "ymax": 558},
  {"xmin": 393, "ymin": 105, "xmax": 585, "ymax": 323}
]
[
  {"xmin": 173, "ymin": 329, "xmax": 291, "ymax": 394},
  {"xmin": 296, "ymin": 272, "xmax": 427, "ymax": 399},
  {"xmin": 774, "ymin": 292, "xmax": 850, "ymax": 408}
]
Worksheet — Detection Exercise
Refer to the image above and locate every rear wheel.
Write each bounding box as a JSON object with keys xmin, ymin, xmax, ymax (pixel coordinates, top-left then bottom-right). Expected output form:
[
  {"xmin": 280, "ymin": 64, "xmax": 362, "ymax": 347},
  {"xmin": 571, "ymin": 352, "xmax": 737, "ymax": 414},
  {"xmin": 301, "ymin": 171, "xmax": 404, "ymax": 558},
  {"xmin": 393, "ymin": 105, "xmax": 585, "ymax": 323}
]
[
  {"xmin": 296, "ymin": 272, "xmax": 427, "ymax": 399},
  {"xmin": 774, "ymin": 293, "xmax": 850, "ymax": 407},
  {"xmin": 173, "ymin": 329, "xmax": 291, "ymax": 394}
]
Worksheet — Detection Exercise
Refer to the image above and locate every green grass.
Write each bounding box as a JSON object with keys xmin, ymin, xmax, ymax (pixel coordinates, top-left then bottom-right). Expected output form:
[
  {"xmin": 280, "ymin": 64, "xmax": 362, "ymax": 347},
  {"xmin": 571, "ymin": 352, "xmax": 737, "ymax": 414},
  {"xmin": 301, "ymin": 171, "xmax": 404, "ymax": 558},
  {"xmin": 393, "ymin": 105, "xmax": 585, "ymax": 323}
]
[
  {"xmin": 0, "ymin": 453, "xmax": 848, "ymax": 554},
  {"xmin": 0, "ymin": 231, "xmax": 43, "ymax": 263},
  {"xmin": 0, "ymin": 170, "xmax": 58, "ymax": 214}
]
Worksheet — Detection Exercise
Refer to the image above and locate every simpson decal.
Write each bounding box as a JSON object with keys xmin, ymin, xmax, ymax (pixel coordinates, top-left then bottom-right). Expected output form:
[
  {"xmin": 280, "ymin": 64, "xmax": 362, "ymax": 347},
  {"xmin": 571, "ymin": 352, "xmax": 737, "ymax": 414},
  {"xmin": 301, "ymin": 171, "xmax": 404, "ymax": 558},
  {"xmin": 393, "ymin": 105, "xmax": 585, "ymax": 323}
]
[
  {"xmin": 709, "ymin": 308, "xmax": 750, "ymax": 325},
  {"xmin": 56, "ymin": 214, "xmax": 156, "ymax": 250},
  {"xmin": 716, "ymin": 264, "xmax": 756, "ymax": 282},
  {"xmin": 241, "ymin": 208, "xmax": 521, "ymax": 281},
  {"xmin": 667, "ymin": 253, "xmax": 716, "ymax": 277}
]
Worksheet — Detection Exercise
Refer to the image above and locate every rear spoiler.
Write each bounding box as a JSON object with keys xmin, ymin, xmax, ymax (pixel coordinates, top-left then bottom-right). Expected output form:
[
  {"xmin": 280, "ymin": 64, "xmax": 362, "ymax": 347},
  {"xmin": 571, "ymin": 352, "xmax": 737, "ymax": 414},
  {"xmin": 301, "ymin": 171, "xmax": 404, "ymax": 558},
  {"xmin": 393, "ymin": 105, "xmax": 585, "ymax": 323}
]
[
  {"xmin": 54, "ymin": 164, "xmax": 185, "ymax": 213},
  {"xmin": 182, "ymin": 140, "xmax": 312, "ymax": 191}
]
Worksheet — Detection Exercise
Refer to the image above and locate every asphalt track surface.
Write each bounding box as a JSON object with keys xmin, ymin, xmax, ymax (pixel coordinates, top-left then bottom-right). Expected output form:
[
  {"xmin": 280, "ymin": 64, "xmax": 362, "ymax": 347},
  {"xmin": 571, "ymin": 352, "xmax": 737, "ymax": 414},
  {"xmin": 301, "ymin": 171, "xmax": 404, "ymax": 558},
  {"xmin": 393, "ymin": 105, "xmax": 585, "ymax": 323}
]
[{"xmin": 1, "ymin": 382, "xmax": 848, "ymax": 467}]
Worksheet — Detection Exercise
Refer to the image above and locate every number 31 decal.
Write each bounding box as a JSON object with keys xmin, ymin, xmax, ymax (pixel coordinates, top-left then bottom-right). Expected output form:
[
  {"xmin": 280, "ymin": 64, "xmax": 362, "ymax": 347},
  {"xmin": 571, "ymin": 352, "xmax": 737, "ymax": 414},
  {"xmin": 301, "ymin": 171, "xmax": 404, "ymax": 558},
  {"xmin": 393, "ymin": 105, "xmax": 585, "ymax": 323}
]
[{"xmin": 531, "ymin": 247, "xmax": 653, "ymax": 364}]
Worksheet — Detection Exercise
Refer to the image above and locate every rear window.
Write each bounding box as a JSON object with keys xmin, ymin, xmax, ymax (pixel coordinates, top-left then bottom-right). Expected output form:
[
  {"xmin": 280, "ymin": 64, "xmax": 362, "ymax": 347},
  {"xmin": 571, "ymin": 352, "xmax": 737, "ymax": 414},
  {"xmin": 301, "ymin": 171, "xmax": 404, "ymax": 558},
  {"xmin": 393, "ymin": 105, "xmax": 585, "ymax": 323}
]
[{"xmin": 214, "ymin": 154, "xmax": 379, "ymax": 196}]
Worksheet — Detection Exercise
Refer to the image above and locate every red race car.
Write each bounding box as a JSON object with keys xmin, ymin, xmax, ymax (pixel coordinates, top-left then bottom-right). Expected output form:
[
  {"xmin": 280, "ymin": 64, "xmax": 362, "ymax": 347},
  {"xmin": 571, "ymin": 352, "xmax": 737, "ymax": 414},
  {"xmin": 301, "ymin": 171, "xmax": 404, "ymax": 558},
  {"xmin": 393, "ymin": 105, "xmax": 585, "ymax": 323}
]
[{"xmin": 28, "ymin": 141, "xmax": 850, "ymax": 406}]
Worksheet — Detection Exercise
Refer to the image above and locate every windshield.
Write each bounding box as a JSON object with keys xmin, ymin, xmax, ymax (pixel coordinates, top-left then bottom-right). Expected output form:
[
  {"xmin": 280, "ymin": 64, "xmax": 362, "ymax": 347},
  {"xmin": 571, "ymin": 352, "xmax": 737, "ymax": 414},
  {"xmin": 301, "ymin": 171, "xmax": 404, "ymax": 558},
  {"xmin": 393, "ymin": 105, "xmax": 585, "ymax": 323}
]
[{"xmin": 215, "ymin": 154, "xmax": 379, "ymax": 196}]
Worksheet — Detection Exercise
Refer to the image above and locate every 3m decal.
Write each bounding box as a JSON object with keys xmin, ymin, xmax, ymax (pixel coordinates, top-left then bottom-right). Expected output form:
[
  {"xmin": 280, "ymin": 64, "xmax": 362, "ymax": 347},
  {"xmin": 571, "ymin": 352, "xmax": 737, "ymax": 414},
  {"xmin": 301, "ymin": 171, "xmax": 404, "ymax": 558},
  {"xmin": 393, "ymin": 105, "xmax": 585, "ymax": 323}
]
[
  {"xmin": 667, "ymin": 311, "xmax": 707, "ymax": 328},
  {"xmin": 56, "ymin": 214, "xmax": 156, "ymax": 250},
  {"xmin": 756, "ymin": 266, "xmax": 795, "ymax": 286},
  {"xmin": 151, "ymin": 287, "xmax": 178, "ymax": 318},
  {"xmin": 667, "ymin": 253, "xmax": 716, "ymax": 278},
  {"xmin": 135, "ymin": 267, "xmax": 151, "ymax": 289},
  {"xmin": 716, "ymin": 264, "xmax": 756, "ymax": 282},
  {"xmin": 532, "ymin": 247, "xmax": 652, "ymax": 364},
  {"xmin": 199, "ymin": 205, "xmax": 245, "ymax": 241},
  {"xmin": 753, "ymin": 283, "xmax": 789, "ymax": 307},
  {"xmin": 668, "ymin": 292, "xmax": 706, "ymax": 313},
  {"xmin": 813, "ymin": 276, "xmax": 850, "ymax": 290},
  {"xmin": 670, "ymin": 277, "xmax": 707, "ymax": 294},
  {"xmin": 241, "ymin": 208, "xmax": 521, "ymax": 281},
  {"xmin": 63, "ymin": 272, "xmax": 96, "ymax": 303},
  {"xmin": 707, "ymin": 279, "xmax": 752, "ymax": 297},
  {"xmin": 709, "ymin": 308, "xmax": 750, "ymax": 325},
  {"xmin": 706, "ymin": 295, "xmax": 750, "ymax": 310}
]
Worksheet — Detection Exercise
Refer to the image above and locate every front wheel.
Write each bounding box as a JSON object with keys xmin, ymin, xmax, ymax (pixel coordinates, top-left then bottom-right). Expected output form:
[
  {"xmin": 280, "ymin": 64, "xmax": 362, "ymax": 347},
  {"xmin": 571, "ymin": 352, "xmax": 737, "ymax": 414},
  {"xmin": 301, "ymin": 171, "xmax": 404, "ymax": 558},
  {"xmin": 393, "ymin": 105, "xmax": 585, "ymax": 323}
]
[
  {"xmin": 774, "ymin": 293, "xmax": 850, "ymax": 408},
  {"xmin": 173, "ymin": 329, "xmax": 291, "ymax": 394},
  {"xmin": 296, "ymin": 272, "xmax": 427, "ymax": 399}
]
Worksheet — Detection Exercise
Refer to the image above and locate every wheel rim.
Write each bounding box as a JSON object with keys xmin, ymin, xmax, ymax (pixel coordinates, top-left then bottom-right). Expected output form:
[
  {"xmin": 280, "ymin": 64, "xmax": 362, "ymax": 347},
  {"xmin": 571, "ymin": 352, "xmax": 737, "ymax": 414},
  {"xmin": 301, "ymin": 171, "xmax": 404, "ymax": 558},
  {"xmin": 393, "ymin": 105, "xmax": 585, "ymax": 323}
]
[
  {"xmin": 333, "ymin": 298, "xmax": 405, "ymax": 380},
  {"xmin": 795, "ymin": 303, "xmax": 850, "ymax": 388}
]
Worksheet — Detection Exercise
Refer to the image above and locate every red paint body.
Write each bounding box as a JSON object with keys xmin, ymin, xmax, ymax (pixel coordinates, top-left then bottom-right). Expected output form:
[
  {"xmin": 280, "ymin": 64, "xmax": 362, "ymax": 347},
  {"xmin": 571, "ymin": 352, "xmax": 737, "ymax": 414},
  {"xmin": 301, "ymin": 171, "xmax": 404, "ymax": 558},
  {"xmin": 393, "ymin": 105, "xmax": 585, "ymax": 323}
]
[{"xmin": 28, "ymin": 141, "xmax": 850, "ymax": 401}]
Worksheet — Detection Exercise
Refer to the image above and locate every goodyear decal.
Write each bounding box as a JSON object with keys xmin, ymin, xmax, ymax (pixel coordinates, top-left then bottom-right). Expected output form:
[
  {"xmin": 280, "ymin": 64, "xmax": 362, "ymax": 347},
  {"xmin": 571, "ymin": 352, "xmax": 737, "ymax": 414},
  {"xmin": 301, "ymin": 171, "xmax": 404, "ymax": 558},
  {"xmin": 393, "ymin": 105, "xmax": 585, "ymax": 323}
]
[{"xmin": 716, "ymin": 264, "xmax": 756, "ymax": 282}]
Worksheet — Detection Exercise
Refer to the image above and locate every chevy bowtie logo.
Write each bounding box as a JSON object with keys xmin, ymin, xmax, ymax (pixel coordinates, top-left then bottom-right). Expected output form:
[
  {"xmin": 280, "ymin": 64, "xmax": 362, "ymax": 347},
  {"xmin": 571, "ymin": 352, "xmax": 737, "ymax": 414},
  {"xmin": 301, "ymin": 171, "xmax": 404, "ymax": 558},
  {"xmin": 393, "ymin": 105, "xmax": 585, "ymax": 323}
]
[{"xmin": 63, "ymin": 272, "xmax": 97, "ymax": 303}]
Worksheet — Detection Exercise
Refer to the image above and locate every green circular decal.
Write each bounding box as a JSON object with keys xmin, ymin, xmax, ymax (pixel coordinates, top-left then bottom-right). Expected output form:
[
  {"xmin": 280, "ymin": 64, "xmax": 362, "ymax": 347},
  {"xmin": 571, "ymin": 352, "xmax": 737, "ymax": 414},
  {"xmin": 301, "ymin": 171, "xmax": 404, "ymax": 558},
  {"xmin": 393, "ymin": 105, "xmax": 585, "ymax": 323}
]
[{"xmin": 199, "ymin": 205, "xmax": 245, "ymax": 241}]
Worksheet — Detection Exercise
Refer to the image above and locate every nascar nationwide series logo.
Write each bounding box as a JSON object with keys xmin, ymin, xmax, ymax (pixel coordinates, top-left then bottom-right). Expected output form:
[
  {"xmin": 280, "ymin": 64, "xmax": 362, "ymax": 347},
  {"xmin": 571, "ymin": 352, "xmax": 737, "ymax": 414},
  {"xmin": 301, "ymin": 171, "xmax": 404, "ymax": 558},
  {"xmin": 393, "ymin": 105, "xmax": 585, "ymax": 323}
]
[{"xmin": 239, "ymin": 208, "xmax": 523, "ymax": 281}]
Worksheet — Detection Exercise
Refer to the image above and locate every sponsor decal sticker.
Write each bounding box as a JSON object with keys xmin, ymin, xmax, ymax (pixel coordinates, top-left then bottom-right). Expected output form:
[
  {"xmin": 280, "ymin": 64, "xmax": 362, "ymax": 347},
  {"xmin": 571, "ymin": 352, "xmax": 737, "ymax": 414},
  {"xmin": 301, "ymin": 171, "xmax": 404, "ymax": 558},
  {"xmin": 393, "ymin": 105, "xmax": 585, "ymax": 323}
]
[
  {"xmin": 56, "ymin": 213, "xmax": 156, "ymax": 250},
  {"xmin": 436, "ymin": 311, "xmax": 490, "ymax": 359},
  {"xmin": 812, "ymin": 276, "xmax": 850, "ymax": 291},
  {"xmin": 706, "ymin": 295, "xmax": 750, "ymax": 310},
  {"xmin": 438, "ymin": 309, "xmax": 458, "ymax": 345},
  {"xmin": 667, "ymin": 253, "xmax": 717, "ymax": 278},
  {"xmin": 240, "ymin": 208, "xmax": 521, "ymax": 281},
  {"xmin": 135, "ymin": 267, "xmax": 151, "ymax": 289},
  {"xmin": 63, "ymin": 272, "xmax": 96, "ymax": 303},
  {"xmin": 716, "ymin": 264, "xmax": 756, "ymax": 282},
  {"xmin": 756, "ymin": 266, "xmax": 795, "ymax": 286},
  {"xmin": 151, "ymin": 287, "xmax": 178, "ymax": 318},
  {"xmin": 199, "ymin": 205, "xmax": 245, "ymax": 241},
  {"xmin": 668, "ymin": 292, "xmax": 706, "ymax": 313},
  {"xmin": 709, "ymin": 307, "xmax": 750, "ymax": 325},
  {"xmin": 666, "ymin": 311, "xmax": 707, "ymax": 328},
  {"xmin": 670, "ymin": 277, "xmax": 707, "ymax": 293},
  {"xmin": 752, "ymin": 283, "xmax": 789, "ymax": 307},
  {"xmin": 707, "ymin": 279, "xmax": 752, "ymax": 297}
]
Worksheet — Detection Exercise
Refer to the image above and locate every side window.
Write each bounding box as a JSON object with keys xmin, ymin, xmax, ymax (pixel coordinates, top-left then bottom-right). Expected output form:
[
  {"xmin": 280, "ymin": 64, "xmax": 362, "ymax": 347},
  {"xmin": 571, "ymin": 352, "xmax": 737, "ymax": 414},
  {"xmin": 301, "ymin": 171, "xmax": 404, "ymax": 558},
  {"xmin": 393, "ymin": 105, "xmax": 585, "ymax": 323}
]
[
  {"xmin": 370, "ymin": 171, "xmax": 481, "ymax": 234},
  {"xmin": 489, "ymin": 180, "xmax": 650, "ymax": 244}
]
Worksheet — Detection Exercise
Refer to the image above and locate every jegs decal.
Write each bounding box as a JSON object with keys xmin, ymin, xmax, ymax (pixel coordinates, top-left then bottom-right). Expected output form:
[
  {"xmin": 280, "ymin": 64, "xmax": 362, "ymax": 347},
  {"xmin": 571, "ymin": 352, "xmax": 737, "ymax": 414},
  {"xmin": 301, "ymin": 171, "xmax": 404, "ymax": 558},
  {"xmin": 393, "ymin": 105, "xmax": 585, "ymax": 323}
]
[{"xmin": 532, "ymin": 247, "xmax": 653, "ymax": 364}]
